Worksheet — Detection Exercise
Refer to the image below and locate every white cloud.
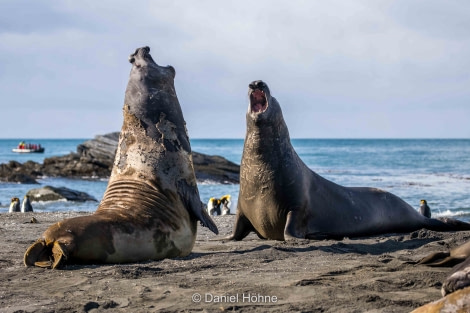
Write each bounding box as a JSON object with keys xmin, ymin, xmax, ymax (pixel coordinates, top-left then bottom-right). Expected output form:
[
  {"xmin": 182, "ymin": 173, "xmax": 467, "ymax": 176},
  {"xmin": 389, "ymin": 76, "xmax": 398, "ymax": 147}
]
[{"xmin": 0, "ymin": 0, "xmax": 469, "ymax": 138}]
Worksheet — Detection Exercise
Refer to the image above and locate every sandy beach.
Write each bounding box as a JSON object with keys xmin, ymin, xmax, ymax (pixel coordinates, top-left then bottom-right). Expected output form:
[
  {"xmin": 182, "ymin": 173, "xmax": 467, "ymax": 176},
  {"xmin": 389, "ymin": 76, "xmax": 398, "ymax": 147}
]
[{"xmin": 1, "ymin": 212, "xmax": 469, "ymax": 313}]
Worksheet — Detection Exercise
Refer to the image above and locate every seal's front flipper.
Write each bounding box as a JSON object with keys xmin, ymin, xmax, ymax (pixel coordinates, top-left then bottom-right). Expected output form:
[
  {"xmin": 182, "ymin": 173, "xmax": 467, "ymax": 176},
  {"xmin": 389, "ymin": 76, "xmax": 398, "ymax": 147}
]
[
  {"xmin": 177, "ymin": 180, "xmax": 218, "ymax": 234},
  {"xmin": 284, "ymin": 211, "xmax": 306, "ymax": 240},
  {"xmin": 225, "ymin": 212, "xmax": 254, "ymax": 241},
  {"xmin": 418, "ymin": 252, "xmax": 451, "ymax": 266}
]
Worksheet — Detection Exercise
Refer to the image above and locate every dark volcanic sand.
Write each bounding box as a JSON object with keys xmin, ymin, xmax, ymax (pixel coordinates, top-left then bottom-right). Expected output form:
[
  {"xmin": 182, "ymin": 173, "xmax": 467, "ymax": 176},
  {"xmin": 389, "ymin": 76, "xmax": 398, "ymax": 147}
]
[{"xmin": 1, "ymin": 212, "xmax": 469, "ymax": 313}]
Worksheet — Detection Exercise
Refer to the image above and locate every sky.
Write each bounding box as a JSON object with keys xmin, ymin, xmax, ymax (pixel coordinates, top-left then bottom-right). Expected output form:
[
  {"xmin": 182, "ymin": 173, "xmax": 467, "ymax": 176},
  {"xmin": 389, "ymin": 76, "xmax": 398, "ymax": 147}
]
[{"xmin": 1, "ymin": 0, "xmax": 469, "ymax": 139}]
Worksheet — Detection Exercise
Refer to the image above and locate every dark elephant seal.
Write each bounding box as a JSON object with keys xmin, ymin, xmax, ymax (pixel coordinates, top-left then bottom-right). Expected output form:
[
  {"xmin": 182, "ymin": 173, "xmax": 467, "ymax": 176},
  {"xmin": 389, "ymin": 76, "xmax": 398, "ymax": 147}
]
[
  {"xmin": 226, "ymin": 80, "xmax": 470, "ymax": 241},
  {"xmin": 24, "ymin": 46, "xmax": 218, "ymax": 269},
  {"xmin": 9, "ymin": 197, "xmax": 20, "ymax": 213}
]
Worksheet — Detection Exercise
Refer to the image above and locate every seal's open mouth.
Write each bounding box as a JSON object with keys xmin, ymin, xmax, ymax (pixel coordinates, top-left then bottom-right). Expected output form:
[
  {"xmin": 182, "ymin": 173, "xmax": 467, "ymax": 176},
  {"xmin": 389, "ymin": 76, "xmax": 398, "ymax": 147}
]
[{"xmin": 250, "ymin": 89, "xmax": 268, "ymax": 113}]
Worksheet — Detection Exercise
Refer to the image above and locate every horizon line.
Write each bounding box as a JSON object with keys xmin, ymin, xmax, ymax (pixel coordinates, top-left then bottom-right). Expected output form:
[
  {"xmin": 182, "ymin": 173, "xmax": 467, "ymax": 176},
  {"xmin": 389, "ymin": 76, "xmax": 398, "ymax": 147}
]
[{"xmin": 0, "ymin": 137, "xmax": 469, "ymax": 140}]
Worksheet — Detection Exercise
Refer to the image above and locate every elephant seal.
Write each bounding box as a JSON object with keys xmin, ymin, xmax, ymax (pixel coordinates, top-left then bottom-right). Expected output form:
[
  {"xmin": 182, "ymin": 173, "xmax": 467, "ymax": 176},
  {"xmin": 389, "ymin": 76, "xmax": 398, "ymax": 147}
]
[
  {"xmin": 24, "ymin": 46, "xmax": 218, "ymax": 269},
  {"xmin": 9, "ymin": 197, "xmax": 20, "ymax": 213},
  {"xmin": 21, "ymin": 195, "xmax": 33, "ymax": 212},
  {"xmin": 441, "ymin": 257, "xmax": 470, "ymax": 296},
  {"xmin": 226, "ymin": 80, "xmax": 470, "ymax": 241},
  {"xmin": 410, "ymin": 286, "xmax": 470, "ymax": 313},
  {"xmin": 418, "ymin": 240, "xmax": 470, "ymax": 296},
  {"xmin": 418, "ymin": 240, "xmax": 470, "ymax": 267},
  {"xmin": 419, "ymin": 199, "xmax": 431, "ymax": 218}
]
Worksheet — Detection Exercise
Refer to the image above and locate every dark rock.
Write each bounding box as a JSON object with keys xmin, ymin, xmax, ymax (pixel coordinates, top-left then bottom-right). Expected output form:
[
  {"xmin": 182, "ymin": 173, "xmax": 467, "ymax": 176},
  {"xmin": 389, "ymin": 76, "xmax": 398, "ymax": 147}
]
[
  {"xmin": 26, "ymin": 186, "xmax": 97, "ymax": 202},
  {"xmin": 77, "ymin": 132, "xmax": 120, "ymax": 163},
  {"xmin": 0, "ymin": 132, "xmax": 240, "ymax": 184},
  {"xmin": 0, "ymin": 161, "xmax": 40, "ymax": 184},
  {"xmin": 3, "ymin": 173, "xmax": 39, "ymax": 184},
  {"xmin": 192, "ymin": 151, "xmax": 239, "ymax": 184}
]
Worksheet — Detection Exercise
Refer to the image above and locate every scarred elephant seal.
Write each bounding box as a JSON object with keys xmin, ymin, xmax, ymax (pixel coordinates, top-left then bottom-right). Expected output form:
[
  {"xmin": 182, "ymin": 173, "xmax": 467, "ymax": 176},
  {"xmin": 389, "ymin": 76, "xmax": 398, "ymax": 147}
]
[
  {"xmin": 225, "ymin": 80, "xmax": 470, "ymax": 241},
  {"xmin": 24, "ymin": 46, "xmax": 218, "ymax": 269},
  {"xmin": 418, "ymin": 240, "xmax": 470, "ymax": 296}
]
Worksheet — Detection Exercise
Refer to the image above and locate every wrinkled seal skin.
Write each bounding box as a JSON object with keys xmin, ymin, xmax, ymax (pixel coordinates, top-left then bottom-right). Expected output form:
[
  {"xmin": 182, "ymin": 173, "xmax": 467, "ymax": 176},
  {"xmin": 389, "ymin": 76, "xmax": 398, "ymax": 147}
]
[
  {"xmin": 226, "ymin": 80, "xmax": 470, "ymax": 241},
  {"xmin": 24, "ymin": 47, "xmax": 218, "ymax": 269}
]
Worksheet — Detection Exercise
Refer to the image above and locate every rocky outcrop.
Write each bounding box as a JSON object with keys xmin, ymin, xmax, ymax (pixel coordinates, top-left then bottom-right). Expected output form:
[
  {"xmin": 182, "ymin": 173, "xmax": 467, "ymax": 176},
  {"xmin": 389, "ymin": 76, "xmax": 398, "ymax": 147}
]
[
  {"xmin": 77, "ymin": 132, "xmax": 120, "ymax": 167},
  {"xmin": 0, "ymin": 133, "xmax": 240, "ymax": 184},
  {"xmin": 26, "ymin": 186, "xmax": 97, "ymax": 202},
  {"xmin": 0, "ymin": 161, "xmax": 39, "ymax": 184},
  {"xmin": 192, "ymin": 151, "xmax": 240, "ymax": 183}
]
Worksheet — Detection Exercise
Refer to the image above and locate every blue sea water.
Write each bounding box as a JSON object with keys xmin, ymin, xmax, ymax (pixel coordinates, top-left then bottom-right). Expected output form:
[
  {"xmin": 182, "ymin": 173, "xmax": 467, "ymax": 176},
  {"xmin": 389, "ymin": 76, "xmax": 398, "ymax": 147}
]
[{"xmin": 1, "ymin": 138, "xmax": 469, "ymax": 222}]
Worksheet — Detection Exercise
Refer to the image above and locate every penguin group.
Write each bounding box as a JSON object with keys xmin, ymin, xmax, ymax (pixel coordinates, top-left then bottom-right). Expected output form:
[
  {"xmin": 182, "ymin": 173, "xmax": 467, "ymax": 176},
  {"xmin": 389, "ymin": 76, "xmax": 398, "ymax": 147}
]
[
  {"xmin": 207, "ymin": 195, "xmax": 231, "ymax": 216},
  {"xmin": 9, "ymin": 195, "xmax": 34, "ymax": 213}
]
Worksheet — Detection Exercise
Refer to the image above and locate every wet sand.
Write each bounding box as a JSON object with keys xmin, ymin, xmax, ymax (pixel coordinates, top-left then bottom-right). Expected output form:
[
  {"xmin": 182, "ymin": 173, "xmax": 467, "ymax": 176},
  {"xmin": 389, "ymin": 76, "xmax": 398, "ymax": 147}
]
[{"xmin": 1, "ymin": 212, "xmax": 469, "ymax": 312}]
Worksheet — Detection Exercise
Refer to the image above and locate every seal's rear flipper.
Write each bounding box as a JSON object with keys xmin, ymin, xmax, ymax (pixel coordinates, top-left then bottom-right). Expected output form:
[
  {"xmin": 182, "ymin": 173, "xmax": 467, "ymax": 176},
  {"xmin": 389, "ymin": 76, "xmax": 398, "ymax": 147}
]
[
  {"xmin": 427, "ymin": 217, "xmax": 470, "ymax": 231},
  {"xmin": 24, "ymin": 240, "xmax": 49, "ymax": 267},
  {"xmin": 24, "ymin": 239, "xmax": 68, "ymax": 269}
]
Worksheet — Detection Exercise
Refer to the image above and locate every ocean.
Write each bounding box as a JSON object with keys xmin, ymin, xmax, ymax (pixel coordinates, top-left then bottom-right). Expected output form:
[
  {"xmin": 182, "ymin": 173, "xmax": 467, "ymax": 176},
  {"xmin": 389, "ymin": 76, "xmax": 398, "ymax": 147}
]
[{"xmin": 1, "ymin": 138, "xmax": 469, "ymax": 222}]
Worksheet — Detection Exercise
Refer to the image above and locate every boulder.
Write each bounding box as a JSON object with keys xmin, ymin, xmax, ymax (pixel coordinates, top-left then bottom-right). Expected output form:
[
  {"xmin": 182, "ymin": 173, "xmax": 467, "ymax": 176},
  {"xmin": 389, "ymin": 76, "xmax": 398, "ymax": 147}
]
[
  {"xmin": 26, "ymin": 186, "xmax": 97, "ymax": 202},
  {"xmin": 192, "ymin": 151, "xmax": 239, "ymax": 184},
  {"xmin": 77, "ymin": 132, "xmax": 120, "ymax": 163}
]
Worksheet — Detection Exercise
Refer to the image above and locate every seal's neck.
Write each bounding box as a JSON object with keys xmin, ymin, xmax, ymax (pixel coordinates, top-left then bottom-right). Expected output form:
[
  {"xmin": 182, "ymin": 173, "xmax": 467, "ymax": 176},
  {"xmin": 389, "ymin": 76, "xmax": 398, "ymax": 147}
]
[{"xmin": 243, "ymin": 112, "xmax": 296, "ymax": 170}]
